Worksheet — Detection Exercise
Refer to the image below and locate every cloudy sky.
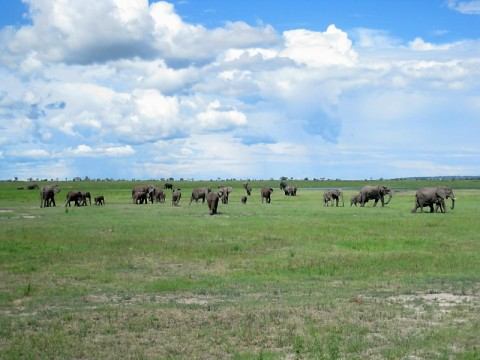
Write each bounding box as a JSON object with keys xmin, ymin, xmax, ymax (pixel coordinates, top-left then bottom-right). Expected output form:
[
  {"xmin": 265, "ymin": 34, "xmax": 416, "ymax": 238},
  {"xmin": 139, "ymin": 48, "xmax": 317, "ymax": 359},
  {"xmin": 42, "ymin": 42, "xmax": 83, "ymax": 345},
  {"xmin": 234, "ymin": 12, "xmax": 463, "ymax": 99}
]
[{"xmin": 0, "ymin": 0, "xmax": 479, "ymax": 181}]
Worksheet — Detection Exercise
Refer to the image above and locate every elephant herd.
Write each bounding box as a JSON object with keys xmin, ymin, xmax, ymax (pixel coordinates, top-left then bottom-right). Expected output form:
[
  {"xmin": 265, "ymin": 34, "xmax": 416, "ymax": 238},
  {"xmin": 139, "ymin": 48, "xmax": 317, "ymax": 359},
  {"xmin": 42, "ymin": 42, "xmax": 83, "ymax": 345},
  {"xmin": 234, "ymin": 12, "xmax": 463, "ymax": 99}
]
[
  {"xmin": 37, "ymin": 182, "xmax": 456, "ymax": 215},
  {"xmin": 39, "ymin": 185, "xmax": 104, "ymax": 208}
]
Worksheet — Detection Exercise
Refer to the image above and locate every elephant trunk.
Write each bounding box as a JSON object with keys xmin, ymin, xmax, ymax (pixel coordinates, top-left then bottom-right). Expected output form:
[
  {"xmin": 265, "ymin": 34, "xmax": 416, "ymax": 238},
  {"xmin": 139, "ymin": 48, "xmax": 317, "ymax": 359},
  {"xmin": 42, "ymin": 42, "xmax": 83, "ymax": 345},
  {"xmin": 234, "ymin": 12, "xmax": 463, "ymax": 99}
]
[
  {"xmin": 341, "ymin": 192, "xmax": 344, "ymax": 207},
  {"xmin": 384, "ymin": 192, "xmax": 392, "ymax": 205},
  {"xmin": 450, "ymin": 197, "xmax": 455, "ymax": 210}
]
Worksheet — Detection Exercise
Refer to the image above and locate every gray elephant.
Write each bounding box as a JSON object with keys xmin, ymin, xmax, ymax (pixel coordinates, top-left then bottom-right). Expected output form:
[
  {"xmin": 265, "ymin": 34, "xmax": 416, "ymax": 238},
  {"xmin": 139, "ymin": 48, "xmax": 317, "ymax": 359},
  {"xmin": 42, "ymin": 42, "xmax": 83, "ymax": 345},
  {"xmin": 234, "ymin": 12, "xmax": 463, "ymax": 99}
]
[
  {"xmin": 80, "ymin": 191, "xmax": 91, "ymax": 206},
  {"xmin": 261, "ymin": 187, "xmax": 274, "ymax": 203},
  {"xmin": 94, "ymin": 195, "xmax": 105, "ymax": 205},
  {"xmin": 27, "ymin": 183, "xmax": 39, "ymax": 190},
  {"xmin": 40, "ymin": 185, "xmax": 60, "ymax": 207},
  {"xmin": 172, "ymin": 188, "xmax": 182, "ymax": 206},
  {"xmin": 164, "ymin": 182, "xmax": 173, "ymax": 190},
  {"xmin": 206, "ymin": 191, "xmax": 220, "ymax": 215},
  {"xmin": 350, "ymin": 193, "xmax": 362, "ymax": 206},
  {"xmin": 411, "ymin": 186, "xmax": 455, "ymax": 213},
  {"xmin": 284, "ymin": 185, "xmax": 297, "ymax": 196},
  {"xmin": 218, "ymin": 186, "xmax": 233, "ymax": 204},
  {"xmin": 189, "ymin": 187, "xmax": 211, "ymax": 204},
  {"xmin": 241, "ymin": 196, "xmax": 247, "ymax": 204},
  {"xmin": 154, "ymin": 188, "xmax": 166, "ymax": 203},
  {"xmin": 323, "ymin": 189, "xmax": 344, "ymax": 207},
  {"xmin": 279, "ymin": 181, "xmax": 288, "ymax": 190},
  {"xmin": 132, "ymin": 185, "xmax": 155, "ymax": 204},
  {"xmin": 243, "ymin": 181, "xmax": 252, "ymax": 196},
  {"xmin": 65, "ymin": 191, "xmax": 83, "ymax": 207},
  {"xmin": 360, "ymin": 185, "xmax": 392, "ymax": 207}
]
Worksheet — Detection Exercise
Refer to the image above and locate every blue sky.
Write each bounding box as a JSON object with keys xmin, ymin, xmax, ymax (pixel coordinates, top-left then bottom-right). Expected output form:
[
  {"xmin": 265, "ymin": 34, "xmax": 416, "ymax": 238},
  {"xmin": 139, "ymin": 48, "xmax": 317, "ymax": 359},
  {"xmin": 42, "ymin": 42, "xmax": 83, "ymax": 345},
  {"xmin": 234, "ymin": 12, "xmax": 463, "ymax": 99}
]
[{"xmin": 0, "ymin": 1, "xmax": 479, "ymax": 181}]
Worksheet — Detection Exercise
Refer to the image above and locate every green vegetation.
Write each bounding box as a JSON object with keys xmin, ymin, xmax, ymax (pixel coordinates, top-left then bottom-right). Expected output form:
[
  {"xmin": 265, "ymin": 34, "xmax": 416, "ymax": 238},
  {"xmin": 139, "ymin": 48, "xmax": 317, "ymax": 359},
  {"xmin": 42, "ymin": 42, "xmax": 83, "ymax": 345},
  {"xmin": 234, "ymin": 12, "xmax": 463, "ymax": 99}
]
[{"xmin": 1, "ymin": 180, "xmax": 479, "ymax": 359}]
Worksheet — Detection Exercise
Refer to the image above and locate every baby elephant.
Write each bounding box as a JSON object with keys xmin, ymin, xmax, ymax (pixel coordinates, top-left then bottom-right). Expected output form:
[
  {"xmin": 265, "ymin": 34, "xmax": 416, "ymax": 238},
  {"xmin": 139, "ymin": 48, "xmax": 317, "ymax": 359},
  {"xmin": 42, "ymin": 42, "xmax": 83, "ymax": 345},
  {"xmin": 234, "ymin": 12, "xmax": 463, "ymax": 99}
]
[
  {"xmin": 94, "ymin": 195, "xmax": 105, "ymax": 205},
  {"xmin": 172, "ymin": 189, "xmax": 182, "ymax": 206},
  {"xmin": 241, "ymin": 196, "xmax": 247, "ymax": 204}
]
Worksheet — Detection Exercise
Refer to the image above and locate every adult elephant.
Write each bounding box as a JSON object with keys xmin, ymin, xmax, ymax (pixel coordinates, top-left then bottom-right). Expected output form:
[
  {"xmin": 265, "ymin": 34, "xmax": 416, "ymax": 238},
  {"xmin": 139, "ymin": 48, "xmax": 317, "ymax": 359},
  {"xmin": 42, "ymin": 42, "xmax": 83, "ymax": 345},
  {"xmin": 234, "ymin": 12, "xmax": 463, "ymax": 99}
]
[
  {"xmin": 65, "ymin": 191, "xmax": 83, "ymax": 207},
  {"xmin": 154, "ymin": 188, "xmax": 166, "ymax": 203},
  {"xmin": 40, "ymin": 185, "xmax": 60, "ymax": 207},
  {"xmin": 189, "ymin": 187, "xmax": 211, "ymax": 204},
  {"xmin": 206, "ymin": 191, "xmax": 220, "ymax": 215},
  {"xmin": 133, "ymin": 191, "xmax": 147, "ymax": 204},
  {"xmin": 164, "ymin": 182, "xmax": 173, "ymax": 190},
  {"xmin": 132, "ymin": 185, "xmax": 155, "ymax": 204},
  {"xmin": 218, "ymin": 186, "xmax": 233, "ymax": 204},
  {"xmin": 279, "ymin": 181, "xmax": 288, "ymax": 190},
  {"xmin": 411, "ymin": 186, "xmax": 455, "ymax": 213},
  {"xmin": 80, "ymin": 191, "xmax": 91, "ymax": 206},
  {"xmin": 324, "ymin": 189, "xmax": 344, "ymax": 207},
  {"xmin": 27, "ymin": 183, "xmax": 39, "ymax": 190},
  {"xmin": 360, "ymin": 185, "xmax": 392, "ymax": 207},
  {"xmin": 172, "ymin": 189, "xmax": 182, "ymax": 206},
  {"xmin": 261, "ymin": 187, "xmax": 274, "ymax": 203},
  {"xmin": 243, "ymin": 181, "xmax": 252, "ymax": 196},
  {"xmin": 284, "ymin": 185, "xmax": 297, "ymax": 196}
]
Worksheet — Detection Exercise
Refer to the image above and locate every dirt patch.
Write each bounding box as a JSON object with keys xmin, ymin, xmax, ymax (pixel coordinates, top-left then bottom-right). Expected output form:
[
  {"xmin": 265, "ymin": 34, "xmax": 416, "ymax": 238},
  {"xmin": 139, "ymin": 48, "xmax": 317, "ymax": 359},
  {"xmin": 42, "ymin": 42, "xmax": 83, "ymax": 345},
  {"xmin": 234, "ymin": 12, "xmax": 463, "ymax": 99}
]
[{"xmin": 387, "ymin": 293, "xmax": 474, "ymax": 314}]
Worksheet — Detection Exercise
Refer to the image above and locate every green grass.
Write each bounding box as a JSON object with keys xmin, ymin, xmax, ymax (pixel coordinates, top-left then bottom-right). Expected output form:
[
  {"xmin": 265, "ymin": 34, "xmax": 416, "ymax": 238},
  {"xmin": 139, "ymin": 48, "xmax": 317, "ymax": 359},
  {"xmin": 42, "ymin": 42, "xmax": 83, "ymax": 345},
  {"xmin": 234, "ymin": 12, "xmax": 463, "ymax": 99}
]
[{"xmin": 1, "ymin": 180, "xmax": 479, "ymax": 359}]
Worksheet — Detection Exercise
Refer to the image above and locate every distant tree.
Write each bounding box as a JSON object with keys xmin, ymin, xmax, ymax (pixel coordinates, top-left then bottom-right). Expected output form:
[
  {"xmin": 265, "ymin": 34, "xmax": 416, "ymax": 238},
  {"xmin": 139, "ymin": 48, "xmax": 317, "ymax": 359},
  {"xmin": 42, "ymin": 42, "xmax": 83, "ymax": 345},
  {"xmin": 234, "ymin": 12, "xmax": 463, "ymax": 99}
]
[{"xmin": 280, "ymin": 176, "xmax": 288, "ymax": 181}]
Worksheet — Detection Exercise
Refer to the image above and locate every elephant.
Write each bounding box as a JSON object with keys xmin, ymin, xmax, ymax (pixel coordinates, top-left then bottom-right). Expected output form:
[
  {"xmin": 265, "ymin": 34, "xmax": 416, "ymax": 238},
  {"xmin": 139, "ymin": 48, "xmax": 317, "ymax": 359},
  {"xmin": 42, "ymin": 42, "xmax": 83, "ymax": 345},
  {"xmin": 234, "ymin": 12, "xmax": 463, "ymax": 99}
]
[
  {"xmin": 133, "ymin": 191, "xmax": 147, "ymax": 204},
  {"xmin": 154, "ymin": 188, "xmax": 166, "ymax": 203},
  {"xmin": 164, "ymin": 182, "xmax": 173, "ymax": 190},
  {"xmin": 261, "ymin": 187, "xmax": 274, "ymax": 203},
  {"xmin": 40, "ymin": 185, "xmax": 60, "ymax": 207},
  {"xmin": 80, "ymin": 191, "xmax": 91, "ymax": 206},
  {"xmin": 94, "ymin": 195, "xmax": 105, "ymax": 205},
  {"xmin": 27, "ymin": 183, "xmax": 39, "ymax": 190},
  {"xmin": 172, "ymin": 188, "xmax": 182, "ymax": 206},
  {"xmin": 411, "ymin": 186, "xmax": 455, "ymax": 213},
  {"xmin": 218, "ymin": 186, "xmax": 233, "ymax": 204},
  {"xmin": 241, "ymin": 196, "xmax": 247, "ymax": 204},
  {"xmin": 280, "ymin": 181, "xmax": 288, "ymax": 190},
  {"xmin": 284, "ymin": 185, "xmax": 298, "ymax": 196},
  {"xmin": 132, "ymin": 185, "xmax": 155, "ymax": 204},
  {"xmin": 206, "ymin": 191, "xmax": 220, "ymax": 215},
  {"xmin": 323, "ymin": 189, "xmax": 344, "ymax": 207},
  {"xmin": 65, "ymin": 191, "xmax": 83, "ymax": 207},
  {"xmin": 350, "ymin": 193, "xmax": 362, "ymax": 206},
  {"xmin": 243, "ymin": 181, "xmax": 252, "ymax": 196},
  {"xmin": 360, "ymin": 185, "xmax": 392, "ymax": 207},
  {"xmin": 189, "ymin": 187, "xmax": 211, "ymax": 204}
]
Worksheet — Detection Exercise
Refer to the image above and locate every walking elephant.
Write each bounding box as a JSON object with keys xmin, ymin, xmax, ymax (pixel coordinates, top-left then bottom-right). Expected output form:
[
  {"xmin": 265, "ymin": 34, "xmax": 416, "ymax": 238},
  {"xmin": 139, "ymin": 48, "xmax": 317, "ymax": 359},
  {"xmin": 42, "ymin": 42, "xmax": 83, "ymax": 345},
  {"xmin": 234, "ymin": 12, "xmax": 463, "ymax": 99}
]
[
  {"xmin": 323, "ymin": 189, "xmax": 344, "ymax": 207},
  {"xmin": 40, "ymin": 185, "xmax": 60, "ymax": 207},
  {"xmin": 80, "ymin": 191, "xmax": 91, "ymax": 206},
  {"xmin": 94, "ymin": 195, "xmax": 105, "ymax": 205},
  {"xmin": 164, "ymin": 182, "xmax": 173, "ymax": 190},
  {"xmin": 172, "ymin": 189, "xmax": 182, "ymax": 206},
  {"xmin": 360, "ymin": 185, "xmax": 392, "ymax": 207},
  {"xmin": 218, "ymin": 186, "xmax": 233, "ymax": 204},
  {"xmin": 279, "ymin": 181, "xmax": 288, "ymax": 190},
  {"xmin": 133, "ymin": 191, "xmax": 147, "ymax": 204},
  {"xmin": 65, "ymin": 191, "xmax": 83, "ymax": 207},
  {"xmin": 189, "ymin": 187, "xmax": 211, "ymax": 204},
  {"xmin": 350, "ymin": 193, "xmax": 362, "ymax": 206},
  {"xmin": 243, "ymin": 181, "xmax": 252, "ymax": 196},
  {"xmin": 154, "ymin": 188, "xmax": 166, "ymax": 203},
  {"xmin": 411, "ymin": 186, "xmax": 455, "ymax": 213},
  {"xmin": 261, "ymin": 187, "xmax": 274, "ymax": 203},
  {"xmin": 206, "ymin": 191, "xmax": 220, "ymax": 215},
  {"xmin": 132, "ymin": 185, "xmax": 155, "ymax": 204}
]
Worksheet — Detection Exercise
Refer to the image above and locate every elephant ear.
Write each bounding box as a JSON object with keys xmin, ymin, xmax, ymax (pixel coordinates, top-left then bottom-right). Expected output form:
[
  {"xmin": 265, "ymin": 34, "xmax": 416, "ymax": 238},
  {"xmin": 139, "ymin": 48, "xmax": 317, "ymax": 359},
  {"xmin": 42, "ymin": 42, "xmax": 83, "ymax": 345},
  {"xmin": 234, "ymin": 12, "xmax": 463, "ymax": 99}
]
[
  {"xmin": 435, "ymin": 188, "xmax": 446, "ymax": 199},
  {"xmin": 53, "ymin": 186, "xmax": 61, "ymax": 194}
]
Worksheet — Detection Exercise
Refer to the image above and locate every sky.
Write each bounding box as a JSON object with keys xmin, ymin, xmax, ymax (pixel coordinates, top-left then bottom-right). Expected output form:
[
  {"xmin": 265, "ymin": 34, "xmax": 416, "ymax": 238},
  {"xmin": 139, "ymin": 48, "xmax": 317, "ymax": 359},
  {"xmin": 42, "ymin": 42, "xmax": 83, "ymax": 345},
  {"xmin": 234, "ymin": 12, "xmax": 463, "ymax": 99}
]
[{"xmin": 0, "ymin": 0, "xmax": 479, "ymax": 181}]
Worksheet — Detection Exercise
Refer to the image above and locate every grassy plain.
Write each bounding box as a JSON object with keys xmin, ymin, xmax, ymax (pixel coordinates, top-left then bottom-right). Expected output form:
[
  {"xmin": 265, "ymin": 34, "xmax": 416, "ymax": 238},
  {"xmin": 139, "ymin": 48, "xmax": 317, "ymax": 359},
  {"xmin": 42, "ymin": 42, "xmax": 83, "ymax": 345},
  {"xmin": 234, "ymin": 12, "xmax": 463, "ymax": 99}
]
[{"xmin": 0, "ymin": 180, "xmax": 479, "ymax": 359}]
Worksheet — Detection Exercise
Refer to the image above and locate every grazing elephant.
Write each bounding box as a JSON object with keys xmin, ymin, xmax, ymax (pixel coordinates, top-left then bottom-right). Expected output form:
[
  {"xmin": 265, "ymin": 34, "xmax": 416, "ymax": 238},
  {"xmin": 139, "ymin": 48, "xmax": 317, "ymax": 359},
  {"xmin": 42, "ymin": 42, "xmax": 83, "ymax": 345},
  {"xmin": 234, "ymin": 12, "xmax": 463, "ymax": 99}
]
[
  {"xmin": 65, "ymin": 191, "xmax": 83, "ymax": 207},
  {"xmin": 324, "ymin": 189, "xmax": 344, "ymax": 207},
  {"xmin": 218, "ymin": 186, "xmax": 233, "ymax": 204},
  {"xmin": 261, "ymin": 187, "xmax": 274, "ymax": 203},
  {"xmin": 280, "ymin": 181, "xmax": 288, "ymax": 190},
  {"xmin": 132, "ymin": 185, "xmax": 155, "ymax": 204},
  {"xmin": 27, "ymin": 183, "xmax": 39, "ymax": 190},
  {"xmin": 164, "ymin": 182, "xmax": 173, "ymax": 190},
  {"xmin": 350, "ymin": 193, "xmax": 362, "ymax": 206},
  {"xmin": 206, "ymin": 191, "xmax": 220, "ymax": 215},
  {"xmin": 172, "ymin": 188, "xmax": 182, "ymax": 206},
  {"xmin": 360, "ymin": 185, "xmax": 392, "ymax": 207},
  {"xmin": 154, "ymin": 188, "xmax": 166, "ymax": 203},
  {"xmin": 189, "ymin": 187, "xmax": 211, "ymax": 204},
  {"xmin": 411, "ymin": 186, "xmax": 455, "ymax": 213},
  {"xmin": 40, "ymin": 185, "xmax": 60, "ymax": 207},
  {"xmin": 284, "ymin": 185, "xmax": 297, "ymax": 196},
  {"xmin": 241, "ymin": 196, "xmax": 247, "ymax": 204},
  {"xmin": 80, "ymin": 191, "xmax": 91, "ymax": 206},
  {"xmin": 94, "ymin": 195, "xmax": 105, "ymax": 205}
]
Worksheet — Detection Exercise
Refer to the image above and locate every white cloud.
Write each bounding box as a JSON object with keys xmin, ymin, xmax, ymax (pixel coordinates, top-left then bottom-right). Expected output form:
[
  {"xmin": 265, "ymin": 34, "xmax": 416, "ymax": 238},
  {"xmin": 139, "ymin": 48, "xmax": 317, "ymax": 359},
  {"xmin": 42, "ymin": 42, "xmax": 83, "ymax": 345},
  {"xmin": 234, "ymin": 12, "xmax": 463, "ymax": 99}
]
[
  {"xmin": 446, "ymin": 0, "xmax": 480, "ymax": 14},
  {"xmin": 280, "ymin": 25, "xmax": 358, "ymax": 67},
  {"xmin": 409, "ymin": 37, "xmax": 452, "ymax": 51}
]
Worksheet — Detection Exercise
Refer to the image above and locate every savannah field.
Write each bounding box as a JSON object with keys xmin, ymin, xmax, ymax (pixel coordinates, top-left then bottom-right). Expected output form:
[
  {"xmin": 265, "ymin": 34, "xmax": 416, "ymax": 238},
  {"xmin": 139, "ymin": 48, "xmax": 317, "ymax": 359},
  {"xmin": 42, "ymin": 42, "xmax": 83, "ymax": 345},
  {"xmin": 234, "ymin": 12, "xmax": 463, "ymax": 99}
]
[{"xmin": 0, "ymin": 179, "xmax": 479, "ymax": 359}]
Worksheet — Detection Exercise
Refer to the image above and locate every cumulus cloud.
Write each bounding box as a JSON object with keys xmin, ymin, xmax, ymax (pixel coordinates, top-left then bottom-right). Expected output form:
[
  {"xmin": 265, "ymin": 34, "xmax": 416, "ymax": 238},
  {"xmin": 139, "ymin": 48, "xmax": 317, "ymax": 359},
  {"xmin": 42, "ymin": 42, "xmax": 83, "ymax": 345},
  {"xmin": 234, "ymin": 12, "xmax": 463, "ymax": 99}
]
[
  {"xmin": 0, "ymin": 0, "xmax": 479, "ymax": 180},
  {"xmin": 446, "ymin": 0, "xmax": 480, "ymax": 14}
]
